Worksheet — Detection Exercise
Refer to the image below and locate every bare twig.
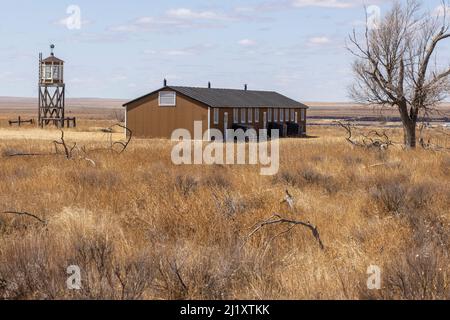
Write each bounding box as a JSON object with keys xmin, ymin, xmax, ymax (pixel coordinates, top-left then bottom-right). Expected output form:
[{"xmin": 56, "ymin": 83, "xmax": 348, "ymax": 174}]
[
  {"xmin": 5, "ymin": 124, "xmax": 132, "ymax": 162},
  {"xmin": 5, "ymin": 152, "xmax": 51, "ymax": 157},
  {"xmin": 53, "ymin": 130, "xmax": 77, "ymax": 159},
  {"xmin": 336, "ymin": 121, "xmax": 393, "ymax": 150},
  {"xmin": 246, "ymin": 214, "xmax": 324, "ymax": 250},
  {"xmin": 109, "ymin": 124, "xmax": 132, "ymax": 154},
  {"xmin": 1, "ymin": 211, "xmax": 47, "ymax": 225}
]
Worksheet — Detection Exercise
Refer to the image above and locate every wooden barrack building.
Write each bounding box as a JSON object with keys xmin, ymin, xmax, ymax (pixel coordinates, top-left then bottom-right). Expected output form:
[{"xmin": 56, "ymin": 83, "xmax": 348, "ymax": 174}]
[{"xmin": 123, "ymin": 82, "xmax": 308, "ymax": 139}]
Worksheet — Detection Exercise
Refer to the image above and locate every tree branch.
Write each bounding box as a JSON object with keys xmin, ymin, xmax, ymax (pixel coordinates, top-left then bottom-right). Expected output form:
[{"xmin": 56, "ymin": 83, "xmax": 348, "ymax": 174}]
[
  {"xmin": 246, "ymin": 214, "xmax": 324, "ymax": 250},
  {"xmin": 1, "ymin": 211, "xmax": 47, "ymax": 225}
]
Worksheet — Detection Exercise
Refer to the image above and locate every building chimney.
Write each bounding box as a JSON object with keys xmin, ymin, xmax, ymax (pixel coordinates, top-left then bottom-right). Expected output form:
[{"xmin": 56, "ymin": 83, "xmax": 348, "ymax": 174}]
[
  {"xmin": 208, "ymin": 82, "xmax": 211, "ymax": 89},
  {"xmin": 163, "ymin": 78, "xmax": 167, "ymax": 87},
  {"xmin": 244, "ymin": 84, "xmax": 248, "ymax": 91}
]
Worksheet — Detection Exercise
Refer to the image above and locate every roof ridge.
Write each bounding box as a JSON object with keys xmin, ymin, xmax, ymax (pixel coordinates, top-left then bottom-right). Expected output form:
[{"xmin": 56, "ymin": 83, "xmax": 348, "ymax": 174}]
[
  {"xmin": 123, "ymin": 85, "xmax": 308, "ymax": 108},
  {"xmin": 169, "ymin": 85, "xmax": 276, "ymax": 93}
]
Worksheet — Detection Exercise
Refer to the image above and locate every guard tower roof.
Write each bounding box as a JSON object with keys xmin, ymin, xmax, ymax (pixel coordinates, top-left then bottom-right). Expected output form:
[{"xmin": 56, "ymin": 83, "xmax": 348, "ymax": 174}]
[{"xmin": 42, "ymin": 55, "xmax": 64, "ymax": 64}]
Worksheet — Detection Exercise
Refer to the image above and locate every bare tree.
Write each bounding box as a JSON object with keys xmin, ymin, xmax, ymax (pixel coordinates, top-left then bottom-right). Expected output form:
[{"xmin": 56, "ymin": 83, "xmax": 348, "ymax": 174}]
[{"xmin": 348, "ymin": 0, "xmax": 450, "ymax": 148}]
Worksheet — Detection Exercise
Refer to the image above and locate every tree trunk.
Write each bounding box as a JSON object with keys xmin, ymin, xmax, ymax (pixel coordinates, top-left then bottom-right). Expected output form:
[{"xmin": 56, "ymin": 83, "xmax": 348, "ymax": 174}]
[
  {"xmin": 403, "ymin": 121, "xmax": 416, "ymax": 148},
  {"xmin": 398, "ymin": 101, "xmax": 417, "ymax": 148}
]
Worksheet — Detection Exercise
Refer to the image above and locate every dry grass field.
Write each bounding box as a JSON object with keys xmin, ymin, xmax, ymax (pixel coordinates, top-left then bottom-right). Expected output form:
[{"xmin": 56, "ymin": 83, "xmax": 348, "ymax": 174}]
[{"xmin": 0, "ymin": 120, "xmax": 449, "ymax": 300}]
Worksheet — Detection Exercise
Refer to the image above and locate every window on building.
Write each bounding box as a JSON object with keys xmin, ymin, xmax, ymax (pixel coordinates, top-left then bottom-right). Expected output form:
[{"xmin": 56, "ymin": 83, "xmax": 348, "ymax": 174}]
[
  {"xmin": 233, "ymin": 109, "xmax": 239, "ymax": 124},
  {"xmin": 255, "ymin": 109, "xmax": 260, "ymax": 123},
  {"xmin": 274, "ymin": 109, "xmax": 278, "ymax": 122},
  {"xmin": 280, "ymin": 109, "xmax": 284, "ymax": 122},
  {"xmin": 214, "ymin": 108, "xmax": 219, "ymax": 125},
  {"xmin": 291, "ymin": 109, "xmax": 295, "ymax": 122},
  {"xmin": 295, "ymin": 112, "xmax": 298, "ymax": 123},
  {"xmin": 159, "ymin": 91, "xmax": 176, "ymax": 106},
  {"xmin": 44, "ymin": 66, "xmax": 52, "ymax": 80},
  {"xmin": 286, "ymin": 109, "xmax": 290, "ymax": 122},
  {"xmin": 268, "ymin": 109, "xmax": 272, "ymax": 122},
  {"xmin": 52, "ymin": 66, "xmax": 58, "ymax": 80},
  {"xmin": 248, "ymin": 108, "xmax": 253, "ymax": 123},
  {"xmin": 301, "ymin": 109, "xmax": 306, "ymax": 121},
  {"xmin": 241, "ymin": 109, "xmax": 246, "ymax": 123}
]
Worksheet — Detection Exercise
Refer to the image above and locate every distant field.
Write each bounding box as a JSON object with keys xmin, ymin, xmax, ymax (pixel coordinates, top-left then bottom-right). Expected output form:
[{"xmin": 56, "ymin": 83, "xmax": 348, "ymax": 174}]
[
  {"xmin": 0, "ymin": 97, "xmax": 449, "ymax": 128},
  {"xmin": 305, "ymin": 101, "xmax": 450, "ymax": 120},
  {"xmin": 0, "ymin": 97, "xmax": 126, "ymax": 124}
]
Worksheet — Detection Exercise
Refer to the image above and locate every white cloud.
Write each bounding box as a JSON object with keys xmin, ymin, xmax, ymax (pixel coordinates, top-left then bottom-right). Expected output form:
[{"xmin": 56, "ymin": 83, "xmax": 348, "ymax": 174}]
[
  {"xmin": 144, "ymin": 44, "xmax": 216, "ymax": 57},
  {"xmin": 110, "ymin": 7, "xmax": 241, "ymax": 33},
  {"xmin": 166, "ymin": 50, "xmax": 191, "ymax": 56},
  {"xmin": 143, "ymin": 49, "xmax": 157, "ymax": 55},
  {"xmin": 166, "ymin": 8, "xmax": 228, "ymax": 20},
  {"xmin": 292, "ymin": 0, "xmax": 355, "ymax": 9},
  {"xmin": 308, "ymin": 36, "xmax": 331, "ymax": 45},
  {"xmin": 239, "ymin": 39, "xmax": 257, "ymax": 46}
]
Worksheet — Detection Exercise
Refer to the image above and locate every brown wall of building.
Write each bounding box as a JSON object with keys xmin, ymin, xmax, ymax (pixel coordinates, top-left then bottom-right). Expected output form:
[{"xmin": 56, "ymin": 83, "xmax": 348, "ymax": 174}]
[{"xmin": 126, "ymin": 92, "xmax": 209, "ymax": 138}]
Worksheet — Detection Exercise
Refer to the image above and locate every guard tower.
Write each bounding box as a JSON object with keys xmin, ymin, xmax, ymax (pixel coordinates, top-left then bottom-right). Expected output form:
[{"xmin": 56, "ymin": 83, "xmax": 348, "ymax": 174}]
[{"xmin": 38, "ymin": 44, "xmax": 66, "ymax": 127}]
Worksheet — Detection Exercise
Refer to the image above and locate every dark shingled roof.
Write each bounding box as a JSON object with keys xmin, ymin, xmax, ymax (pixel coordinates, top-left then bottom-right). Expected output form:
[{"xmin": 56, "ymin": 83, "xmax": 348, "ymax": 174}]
[{"xmin": 123, "ymin": 86, "xmax": 308, "ymax": 109}]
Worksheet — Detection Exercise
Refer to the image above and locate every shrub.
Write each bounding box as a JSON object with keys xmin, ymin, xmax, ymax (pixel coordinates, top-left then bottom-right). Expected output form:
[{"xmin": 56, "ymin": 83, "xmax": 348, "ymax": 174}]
[
  {"xmin": 202, "ymin": 173, "xmax": 231, "ymax": 190},
  {"xmin": 370, "ymin": 180, "xmax": 408, "ymax": 214},
  {"xmin": 370, "ymin": 179, "xmax": 436, "ymax": 215},
  {"xmin": 72, "ymin": 168, "xmax": 121, "ymax": 189},
  {"xmin": 274, "ymin": 167, "xmax": 338, "ymax": 193},
  {"xmin": 361, "ymin": 245, "xmax": 450, "ymax": 300},
  {"xmin": 175, "ymin": 175, "xmax": 199, "ymax": 196}
]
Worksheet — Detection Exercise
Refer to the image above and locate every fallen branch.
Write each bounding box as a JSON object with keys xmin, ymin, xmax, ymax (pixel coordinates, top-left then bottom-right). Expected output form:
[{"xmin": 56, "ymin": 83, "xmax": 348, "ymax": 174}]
[
  {"xmin": 336, "ymin": 121, "xmax": 393, "ymax": 150},
  {"xmin": 5, "ymin": 152, "xmax": 51, "ymax": 157},
  {"xmin": 54, "ymin": 130, "xmax": 77, "ymax": 159},
  {"xmin": 1, "ymin": 211, "xmax": 47, "ymax": 225},
  {"xmin": 366, "ymin": 161, "xmax": 401, "ymax": 169},
  {"xmin": 247, "ymin": 214, "xmax": 324, "ymax": 250},
  {"xmin": 109, "ymin": 124, "xmax": 132, "ymax": 154},
  {"xmin": 3, "ymin": 124, "xmax": 133, "ymax": 162},
  {"xmin": 418, "ymin": 124, "xmax": 450, "ymax": 152}
]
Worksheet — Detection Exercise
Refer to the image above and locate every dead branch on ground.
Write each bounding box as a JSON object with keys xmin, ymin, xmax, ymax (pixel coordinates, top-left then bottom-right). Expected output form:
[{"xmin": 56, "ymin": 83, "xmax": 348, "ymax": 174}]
[
  {"xmin": 245, "ymin": 191, "xmax": 324, "ymax": 250},
  {"xmin": 247, "ymin": 214, "xmax": 324, "ymax": 250},
  {"xmin": 3, "ymin": 124, "xmax": 133, "ymax": 161},
  {"xmin": 54, "ymin": 130, "xmax": 77, "ymax": 159},
  {"xmin": 4, "ymin": 152, "xmax": 51, "ymax": 157},
  {"xmin": 418, "ymin": 123, "xmax": 450, "ymax": 152},
  {"xmin": 1, "ymin": 211, "xmax": 47, "ymax": 225},
  {"xmin": 109, "ymin": 124, "xmax": 132, "ymax": 154},
  {"xmin": 337, "ymin": 121, "xmax": 393, "ymax": 150}
]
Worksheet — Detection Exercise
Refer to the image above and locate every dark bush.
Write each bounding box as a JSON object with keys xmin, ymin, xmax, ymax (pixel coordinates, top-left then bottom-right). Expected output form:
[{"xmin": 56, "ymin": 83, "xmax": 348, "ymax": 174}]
[{"xmin": 175, "ymin": 175, "xmax": 199, "ymax": 196}]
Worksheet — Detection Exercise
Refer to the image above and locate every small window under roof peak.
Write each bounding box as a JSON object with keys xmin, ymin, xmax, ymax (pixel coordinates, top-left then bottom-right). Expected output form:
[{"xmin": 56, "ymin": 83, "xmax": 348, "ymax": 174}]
[{"xmin": 159, "ymin": 91, "xmax": 176, "ymax": 107}]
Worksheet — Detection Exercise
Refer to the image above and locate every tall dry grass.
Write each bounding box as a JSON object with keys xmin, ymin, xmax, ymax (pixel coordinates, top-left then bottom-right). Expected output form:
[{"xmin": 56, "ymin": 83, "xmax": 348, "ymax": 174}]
[{"xmin": 0, "ymin": 126, "xmax": 449, "ymax": 300}]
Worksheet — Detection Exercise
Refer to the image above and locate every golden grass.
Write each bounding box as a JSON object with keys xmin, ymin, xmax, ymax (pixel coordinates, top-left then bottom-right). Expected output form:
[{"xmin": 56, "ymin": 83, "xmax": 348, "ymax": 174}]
[{"xmin": 0, "ymin": 126, "xmax": 449, "ymax": 300}]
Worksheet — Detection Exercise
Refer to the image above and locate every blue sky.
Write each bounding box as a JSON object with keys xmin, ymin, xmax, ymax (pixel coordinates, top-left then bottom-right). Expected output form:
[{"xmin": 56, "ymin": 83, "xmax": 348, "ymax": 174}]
[{"xmin": 0, "ymin": 0, "xmax": 448, "ymax": 101}]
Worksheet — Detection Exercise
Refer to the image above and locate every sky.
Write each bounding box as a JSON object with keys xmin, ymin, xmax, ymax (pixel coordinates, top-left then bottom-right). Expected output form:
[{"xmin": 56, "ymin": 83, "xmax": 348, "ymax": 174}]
[{"xmin": 0, "ymin": 0, "xmax": 448, "ymax": 102}]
